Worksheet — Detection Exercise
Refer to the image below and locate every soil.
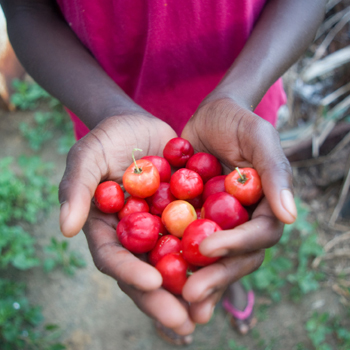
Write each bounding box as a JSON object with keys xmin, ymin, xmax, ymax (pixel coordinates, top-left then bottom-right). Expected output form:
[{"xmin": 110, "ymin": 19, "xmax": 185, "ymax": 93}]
[{"xmin": 0, "ymin": 105, "xmax": 349, "ymax": 350}]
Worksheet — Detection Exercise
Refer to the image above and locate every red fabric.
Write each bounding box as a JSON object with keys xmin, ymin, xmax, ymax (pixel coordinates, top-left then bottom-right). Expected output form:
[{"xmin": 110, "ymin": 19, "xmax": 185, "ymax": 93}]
[{"xmin": 57, "ymin": 0, "xmax": 286, "ymax": 140}]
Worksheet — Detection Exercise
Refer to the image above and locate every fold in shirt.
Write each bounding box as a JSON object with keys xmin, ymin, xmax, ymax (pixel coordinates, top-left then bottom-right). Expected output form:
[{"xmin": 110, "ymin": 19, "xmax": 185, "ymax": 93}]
[{"xmin": 56, "ymin": 0, "xmax": 287, "ymax": 139}]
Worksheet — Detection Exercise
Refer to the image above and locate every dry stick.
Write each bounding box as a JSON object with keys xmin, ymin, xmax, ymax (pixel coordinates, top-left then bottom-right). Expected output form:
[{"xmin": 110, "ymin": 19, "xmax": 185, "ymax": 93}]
[
  {"xmin": 312, "ymin": 95, "xmax": 350, "ymax": 157},
  {"xmin": 290, "ymin": 130, "xmax": 350, "ymax": 168},
  {"xmin": 329, "ymin": 163, "xmax": 350, "ymax": 226},
  {"xmin": 332, "ymin": 284, "xmax": 350, "ymax": 297},
  {"xmin": 316, "ymin": 7, "xmax": 350, "ymax": 40},
  {"xmin": 336, "ymin": 266, "xmax": 350, "ymax": 276},
  {"xmin": 312, "ymin": 231, "xmax": 350, "ymax": 268},
  {"xmin": 324, "ymin": 231, "xmax": 350, "ymax": 252},
  {"xmin": 329, "ymin": 222, "xmax": 350, "ymax": 232},
  {"xmin": 312, "ymin": 120, "xmax": 336, "ymax": 158},
  {"xmin": 320, "ymin": 82, "xmax": 350, "ymax": 106},
  {"xmin": 313, "ymin": 249, "xmax": 350, "ymax": 267},
  {"xmin": 320, "ymin": 249, "xmax": 350, "ymax": 260},
  {"xmin": 337, "ymin": 269, "xmax": 350, "ymax": 279},
  {"xmin": 326, "ymin": 0, "xmax": 344, "ymax": 13},
  {"xmin": 301, "ymin": 46, "xmax": 350, "ymax": 82},
  {"xmin": 311, "ymin": 10, "xmax": 350, "ymax": 64}
]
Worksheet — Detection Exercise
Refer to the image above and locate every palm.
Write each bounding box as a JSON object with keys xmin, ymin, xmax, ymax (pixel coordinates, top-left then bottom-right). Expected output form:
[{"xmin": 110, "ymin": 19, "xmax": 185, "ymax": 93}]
[
  {"xmin": 79, "ymin": 114, "xmax": 178, "ymax": 183},
  {"xmin": 59, "ymin": 114, "xmax": 195, "ymax": 335},
  {"xmin": 178, "ymin": 98, "xmax": 295, "ymax": 326},
  {"xmin": 182, "ymin": 99, "xmax": 272, "ymax": 172}
]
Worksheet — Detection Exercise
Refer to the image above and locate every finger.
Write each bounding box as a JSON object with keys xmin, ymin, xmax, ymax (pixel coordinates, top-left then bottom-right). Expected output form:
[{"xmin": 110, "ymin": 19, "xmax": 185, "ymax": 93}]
[
  {"xmin": 189, "ymin": 290, "xmax": 224, "ymax": 324},
  {"xmin": 59, "ymin": 133, "xmax": 109, "ymax": 237},
  {"xmin": 182, "ymin": 250, "xmax": 264, "ymax": 303},
  {"xmin": 241, "ymin": 116, "xmax": 297, "ymax": 224},
  {"xmin": 200, "ymin": 197, "xmax": 283, "ymax": 258},
  {"xmin": 119, "ymin": 281, "xmax": 196, "ymax": 335},
  {"xmin": 84, "ymin": 206, "xmax": 162, "ymax": 291}
]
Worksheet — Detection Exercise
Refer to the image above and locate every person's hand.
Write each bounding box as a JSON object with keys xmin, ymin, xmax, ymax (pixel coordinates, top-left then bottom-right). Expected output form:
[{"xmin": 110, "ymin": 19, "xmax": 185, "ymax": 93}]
[
  {"xmin": 58, "ymin": 114, "xmax": 195, "ymax": 335},
  {"xmin": 181, "ymin": 97, "xmax": 297, "ymax": 324}
]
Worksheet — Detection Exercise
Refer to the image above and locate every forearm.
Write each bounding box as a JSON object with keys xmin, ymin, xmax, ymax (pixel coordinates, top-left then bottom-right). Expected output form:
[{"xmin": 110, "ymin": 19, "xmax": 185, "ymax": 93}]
[
  {"xmin": 212, "ymin": 0, "xmax": 327, "ymax": 109},
  {"xmin": 1, "ymin": 0, "xmax": 146, "ymax": 129}
]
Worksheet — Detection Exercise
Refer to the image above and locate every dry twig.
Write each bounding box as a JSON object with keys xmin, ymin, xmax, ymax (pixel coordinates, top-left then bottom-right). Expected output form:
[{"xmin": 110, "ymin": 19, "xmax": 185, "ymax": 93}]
[
  {"xmin": 311, "ymin": 9, "xmax": 350, "ymax": 63},
  {"xmin": 312, "ymin": 231, "xmax": 350, "ymax": 268},
  {"xmin": 329, "ymin": 164, "xmax": 350, "ymax": 226}
]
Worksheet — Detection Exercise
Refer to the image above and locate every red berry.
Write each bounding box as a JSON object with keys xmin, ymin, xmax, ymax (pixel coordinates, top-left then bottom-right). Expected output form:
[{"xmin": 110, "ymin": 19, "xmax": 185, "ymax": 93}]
[
  {"xmin": 186, "ymin": 194, "xmax": 204, "ymax": 209},
  {"xmin": 161, "ymin": 200, "xmax": 197, "ymax": 237},
  {"xmin": 148, "ymin": 235, "xmax": 182, "ymax": 266},
  {"xmin": 94, "ymin": 181, "xmax": 124, "ymax": 214},
  {"xmin": 118, "ymin": 196, "xmax": 149, "ymax": 220},
  {"xmin": 153, "ymin": 215, "xmax": 169, "ymax": 236},
  {"xmin": 142, "ymin": 156, "xmax": 172, "ymax": 183},
  {"xmin": 202, "ymin": 175, "xmax": 227, "ymax": 202},
  {"xmin": 201, "ymin": 192, "xmax": 249, "ymax": 230},
  {"xmin": 163, "ymin": 137, "xmax": 194, "ymax": 167},
  {"xmin": 182, "ymin": 219, "xmax": 222, "ymax": 266},
  {"xmin": 170, "ymin": 168, "xmax": 203, "ymax": 200},
  {"xmin": 186, "ymin": 152, "xmax": 222, "ymax": 183},
  {"xmin": 155, "ymin": 253, "xmax": 191, "ymax": 295},
  {"xmin": 123, "ymin": 159, "xmax": 160, "ymax": 198},
  {"xmin": 225, "ymin": 167, "xmax": 263, "ymax": 206},
  {"xmin": 116, "ymin": 212, "xmax": 160, "ymax": 254},
  {"xmin": 147, "ymin": 182, "xmax": 176, "ymax": 216}
]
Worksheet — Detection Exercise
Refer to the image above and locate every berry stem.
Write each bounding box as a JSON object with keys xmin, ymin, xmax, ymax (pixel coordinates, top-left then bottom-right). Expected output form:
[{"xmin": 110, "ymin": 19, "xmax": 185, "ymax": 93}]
[
  {"xmin": 235, "ymin": 167, "xmax": 247, "ymax": 184},
  {"xmin": 235, "ymin": 167, "xmax": 244, "ymax": 180},
  {"xmin": 132, "ymin": 148, "xmax": 143, "ymax": 174},
  {"xmin": 186, "ymin": 269, "xmax": 193, "ymax": 277}
]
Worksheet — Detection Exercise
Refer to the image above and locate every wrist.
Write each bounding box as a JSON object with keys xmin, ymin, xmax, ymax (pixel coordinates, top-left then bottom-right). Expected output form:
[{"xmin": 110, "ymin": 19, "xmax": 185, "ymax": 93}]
[
  {"xmin": 200, "ymin": 88, "xmax": 254, "ymax": 114},
  {"xmin": 205, "ymin": 68, "xmax": 267, "ymax": 113},
  {"xmin": 84, "ymin": 99, "xmax": 153, "ymax": 130}
]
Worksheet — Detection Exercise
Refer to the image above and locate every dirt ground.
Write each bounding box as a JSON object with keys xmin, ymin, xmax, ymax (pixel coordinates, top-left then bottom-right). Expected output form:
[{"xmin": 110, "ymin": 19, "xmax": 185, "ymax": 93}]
[{"xmin": 0, "ymin": 103, "xmax": 348, "ymax": 350}]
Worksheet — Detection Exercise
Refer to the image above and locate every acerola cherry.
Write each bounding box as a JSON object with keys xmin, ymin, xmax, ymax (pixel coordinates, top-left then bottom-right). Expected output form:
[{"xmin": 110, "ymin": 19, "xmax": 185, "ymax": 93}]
[
  {"xmin": 94, "ymin": 181, "xmax": 124, "ymax": 214},
  {"xmin": 163, "ymin": 137, "xmax": 194, "ymax": 167},
  {"xmin": 170, "ymin": 168, "xmax": 203, "ymax": 200},
  {"xmin": 186, "ymin": 194, "xmax": 203, "ymax": 209},
  {"xmin": 155, "ymin": 253, "xmax": 191, "ymax": 295},
  {"xmin": 186, "ymin": 152, "xmax": 222, "ymax": 183},
  {"xmin": 147, "ymin": 182, "xmax": 176, "ymax": 216},
  {"xmin": 117, "ymin": 196, "xmax": 149, "ymax": 221},
  {"xmin": 142, "ymin": 156, "xmax": 172, "ymax": 183},
  {"xmin": 182, "ymin": 219, "xmax": 222, "ymax": 266},
  {"xmin": 162, "ymin": 200, "xmax": 197, "ymax": 237},
  {"xmin": 153, "ymin": 215, "xmax": 169, "ymax": 236},
  {"xmin": 202, "ymin": 175, "xmax": 227, "ymax": 202},
  {"xmin": 116, "ymin": 212, "xmax": 160, "ymax": 254},
  {"xmin": 123, "ymin": 149, "xmax": 160, "ymax": 198},
  {"xmin": 148, "ymin": 235, "xmax": 182, "ymax": 266},
  {"xmin": 201, "ymin": 192, "xmax": 249, "ymax": 230},
  {"xmin": 225, "ymin": 167, "xmax": 263, "ymax": 206}
]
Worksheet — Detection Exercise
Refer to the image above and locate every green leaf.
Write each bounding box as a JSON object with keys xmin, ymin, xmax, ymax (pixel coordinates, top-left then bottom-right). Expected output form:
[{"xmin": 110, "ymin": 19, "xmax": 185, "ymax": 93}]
[{"xmin": 43, "ymin": 258, "xmax": 56, "ymax": 272}]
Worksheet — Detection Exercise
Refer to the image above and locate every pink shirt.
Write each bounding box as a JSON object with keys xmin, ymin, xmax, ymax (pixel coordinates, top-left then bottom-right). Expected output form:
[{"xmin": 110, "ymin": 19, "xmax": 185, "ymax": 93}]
[{"xmin": 57, "ymin": 0, "xmax": 286, "ymax": 140}]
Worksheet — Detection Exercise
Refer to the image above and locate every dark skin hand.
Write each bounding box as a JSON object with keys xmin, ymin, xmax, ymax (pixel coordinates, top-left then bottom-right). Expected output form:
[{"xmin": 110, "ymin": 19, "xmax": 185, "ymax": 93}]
[{"xmin": 2, "ymin": 0, "xmax": 327, "ymax": 335}]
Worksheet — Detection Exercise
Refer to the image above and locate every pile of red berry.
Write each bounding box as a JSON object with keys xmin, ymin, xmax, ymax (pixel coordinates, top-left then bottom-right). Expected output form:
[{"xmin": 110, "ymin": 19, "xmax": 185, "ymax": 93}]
[{"xmin": 93, "ymin": 137, "xmax": 263, "ymax": 295}]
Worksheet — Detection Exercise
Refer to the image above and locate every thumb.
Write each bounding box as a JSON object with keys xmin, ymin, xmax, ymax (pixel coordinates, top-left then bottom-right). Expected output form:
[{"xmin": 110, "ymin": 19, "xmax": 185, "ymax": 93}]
[
  {"xmin": 251, "ymin": 121, "xmax": 297, "ymax": 224},
  {"xmin": 58, "ymin": 138, "xmax": 105, "ymax": 237}
]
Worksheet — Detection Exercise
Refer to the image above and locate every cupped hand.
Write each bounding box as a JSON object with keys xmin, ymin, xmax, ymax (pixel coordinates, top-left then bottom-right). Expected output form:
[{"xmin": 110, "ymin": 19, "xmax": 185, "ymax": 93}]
[
  {"xmin": 181, "ymin": 97, "xmax": 297, "ymax": 324},
  {"xmin": 58, "ymin": 114, "xmax": 195, "ymax": 335}
]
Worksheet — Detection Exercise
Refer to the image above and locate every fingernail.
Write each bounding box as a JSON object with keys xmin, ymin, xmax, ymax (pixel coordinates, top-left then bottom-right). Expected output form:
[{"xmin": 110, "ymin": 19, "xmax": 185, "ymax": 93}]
[
  {"xmin": 206, "ymin": 248, "xmax": 228, "ymax": 258},
  {"xmin": 59, "ymin": 202, "xmax": 70, "ymax": 232},
  {"xmin": 174, "ymin": 318, "xmax": 196, "ymax": 336},
  {"xmin": 200, "ymin": 241, "xmax": 228, "ymax": 257},
  {"xmin": 206, "ymin": 303, "xmax": 215, "ymax": 320},
  {"xmin": 281, "ymin": 190, "xmax": 297, "ymax": 221},
  {"xmin": 183, "ymin": 335, "xmax": 194, "ymax": 345},
  {"xmin": 200, "ymin": 288, "xmax": 214, "ymax": 301}
]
